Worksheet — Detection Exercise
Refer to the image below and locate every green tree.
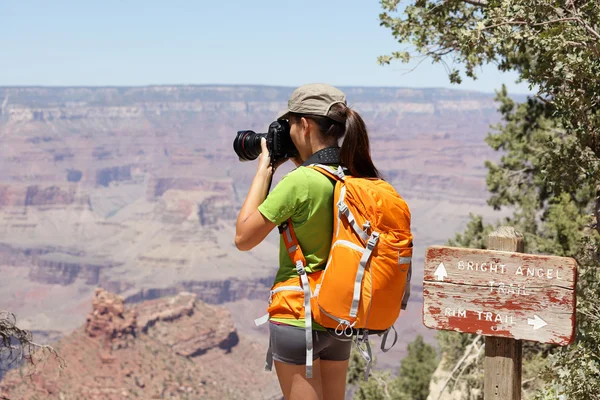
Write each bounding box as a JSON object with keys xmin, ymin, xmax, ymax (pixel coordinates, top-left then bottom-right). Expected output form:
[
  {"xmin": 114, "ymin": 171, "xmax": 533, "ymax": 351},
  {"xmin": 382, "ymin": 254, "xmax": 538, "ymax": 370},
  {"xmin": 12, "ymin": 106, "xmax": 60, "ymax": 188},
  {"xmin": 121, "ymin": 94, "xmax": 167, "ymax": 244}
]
[
  {"xmin": 379, "ymin": 1, "xmax": 600, "ymax": 398},
  {"xmin": 395, "ymin": 335, "xmax": 439, "ymax": 400},
  {"xmin": 378, "ymin": 0, "xmax": 600, "ymax": 198},
  {"xmin": 349, "ymin": 335, "xmax": 438, "ymax": 400},
  {"xmin": 347, "ymin": 347, "xmax": 370, "ymax": 386},
  {"xmin": 354, "ymin": 371, "xmax": 401, "ymax": 400}
]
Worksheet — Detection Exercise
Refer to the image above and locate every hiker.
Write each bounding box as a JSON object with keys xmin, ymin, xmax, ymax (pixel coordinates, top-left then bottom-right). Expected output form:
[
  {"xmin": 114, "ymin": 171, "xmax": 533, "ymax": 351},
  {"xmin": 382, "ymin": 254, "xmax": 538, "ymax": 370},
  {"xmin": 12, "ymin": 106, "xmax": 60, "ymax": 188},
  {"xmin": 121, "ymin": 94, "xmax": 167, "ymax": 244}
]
[{"xmin": 234, "ymin": 83, "xmax": 383, "ymax": 400}]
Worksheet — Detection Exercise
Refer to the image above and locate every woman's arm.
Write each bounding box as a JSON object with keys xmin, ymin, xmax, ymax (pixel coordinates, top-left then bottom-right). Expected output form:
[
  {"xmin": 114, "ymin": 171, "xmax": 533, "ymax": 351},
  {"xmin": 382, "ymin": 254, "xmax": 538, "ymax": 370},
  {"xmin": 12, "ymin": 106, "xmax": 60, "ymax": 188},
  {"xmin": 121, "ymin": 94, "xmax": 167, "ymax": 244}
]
[{"xmin": 234, "ymin": 139, "xmax": 277, "ymax": 251}]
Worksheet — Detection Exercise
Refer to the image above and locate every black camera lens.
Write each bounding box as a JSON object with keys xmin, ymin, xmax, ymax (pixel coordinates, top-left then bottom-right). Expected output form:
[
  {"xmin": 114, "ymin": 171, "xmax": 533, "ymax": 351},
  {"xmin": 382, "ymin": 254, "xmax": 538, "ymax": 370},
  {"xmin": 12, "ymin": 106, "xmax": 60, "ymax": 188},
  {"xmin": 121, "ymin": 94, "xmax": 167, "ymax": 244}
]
[{"xmin": 233, "ymin": 130, "xmax": 266, "ymax": 161}]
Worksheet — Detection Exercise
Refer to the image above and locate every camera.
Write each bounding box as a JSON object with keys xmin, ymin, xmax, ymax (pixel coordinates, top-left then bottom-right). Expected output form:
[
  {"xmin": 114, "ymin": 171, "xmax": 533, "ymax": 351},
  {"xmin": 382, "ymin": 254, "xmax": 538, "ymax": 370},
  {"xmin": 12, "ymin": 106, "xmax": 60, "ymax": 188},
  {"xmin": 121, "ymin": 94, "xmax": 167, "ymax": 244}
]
[{"xmin": 233, "ymin": 120, "xmax": 299, "ymax": 163}]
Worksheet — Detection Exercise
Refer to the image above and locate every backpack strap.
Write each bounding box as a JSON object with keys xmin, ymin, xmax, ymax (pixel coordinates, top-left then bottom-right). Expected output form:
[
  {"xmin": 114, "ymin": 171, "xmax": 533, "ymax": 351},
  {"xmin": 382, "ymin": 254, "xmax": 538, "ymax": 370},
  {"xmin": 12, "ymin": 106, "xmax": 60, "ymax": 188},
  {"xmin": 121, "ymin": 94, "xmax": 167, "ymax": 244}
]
[
  {"xmin": 307, "ymin": 164, "xmax": 346, "ymax": 181},
  {"xmin": 401, "ymin": 262, "xmax": 412, "ymax": 310},
  {"xmin": 355, "ymin": 330, "xmax": 374, "ymax": 381},
  {"xmin": 308, "ymin": 165, "xmax": 371, "ymax": 243},
  {"xmin": 380, "ymin": 326, "xmax": 398, "ymax": 352},
  {"xmin": 278, "ymin": 219, "xmax": 314, "ymax": 378},
  {"xmin": 254, "ymin": 314, "xmax": 272, "ymax": 371},
  {"xmin": 279, "ymin": 219, "xmax": 306, "ymax": 268}
]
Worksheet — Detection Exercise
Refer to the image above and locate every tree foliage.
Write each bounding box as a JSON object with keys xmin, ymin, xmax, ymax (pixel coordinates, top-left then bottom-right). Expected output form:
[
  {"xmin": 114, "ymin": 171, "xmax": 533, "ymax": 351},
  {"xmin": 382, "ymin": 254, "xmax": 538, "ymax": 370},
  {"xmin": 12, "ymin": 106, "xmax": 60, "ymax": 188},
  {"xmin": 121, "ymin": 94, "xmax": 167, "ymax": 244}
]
[
  {"xmin": 433, "ymin": 90, "xmax": 600, "ymax": 399},
  {"xmin": 379, "ymin": 1, "xmax": 600, "ymax": 398},
  {"xmin": 379, "ymin": 0, "xmax": 600, "ymax": 189},
  {"xmin": 395, "ymin": 335, "xmax": 439, "ymax": 400},
  {"xmin": 348, "ymin": 335, "xmax": 438, "ymax": 399}
]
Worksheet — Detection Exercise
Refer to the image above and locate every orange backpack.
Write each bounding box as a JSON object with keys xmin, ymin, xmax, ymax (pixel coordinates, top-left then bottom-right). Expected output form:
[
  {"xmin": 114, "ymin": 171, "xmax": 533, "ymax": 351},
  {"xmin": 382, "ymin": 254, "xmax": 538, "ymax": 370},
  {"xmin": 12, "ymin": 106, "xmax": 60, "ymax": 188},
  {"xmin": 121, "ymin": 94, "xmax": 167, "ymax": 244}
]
[{"xmin": 255, "ymin": 164, "xmax": 413, "ymax": 378}]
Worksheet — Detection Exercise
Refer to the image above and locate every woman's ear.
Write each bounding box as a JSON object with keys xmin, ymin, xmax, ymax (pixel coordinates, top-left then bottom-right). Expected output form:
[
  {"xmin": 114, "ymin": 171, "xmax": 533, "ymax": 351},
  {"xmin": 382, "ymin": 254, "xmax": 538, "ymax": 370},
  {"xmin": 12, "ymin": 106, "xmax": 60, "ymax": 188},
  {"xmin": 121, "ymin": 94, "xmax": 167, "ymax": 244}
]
[{"xmin": 300, "ymin": 117, "xmax": 310, "ymax": 137}]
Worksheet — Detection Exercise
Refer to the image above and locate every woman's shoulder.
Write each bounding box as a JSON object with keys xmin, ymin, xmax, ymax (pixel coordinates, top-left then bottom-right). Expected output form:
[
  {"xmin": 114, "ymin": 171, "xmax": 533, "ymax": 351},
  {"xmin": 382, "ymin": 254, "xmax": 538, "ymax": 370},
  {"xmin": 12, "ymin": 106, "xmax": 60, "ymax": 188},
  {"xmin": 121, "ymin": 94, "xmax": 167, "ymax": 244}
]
[
  {"xmin": 271, "ymin": 167, "xmax": 311, "ymax": 196},
  {"xmin": 282, "ymin": 166, "xmax": 313, "ymax": 181},
  {"xmin": 284, "ymin": 166, "xmax": 332, "ymax": 180},
  {"xmin": 279, "ymin": 166, "xmax": 338, "ymax": 189},
  {"xmin": 301, "ymin": 165, "xmax": 339, "ymax": 179}
]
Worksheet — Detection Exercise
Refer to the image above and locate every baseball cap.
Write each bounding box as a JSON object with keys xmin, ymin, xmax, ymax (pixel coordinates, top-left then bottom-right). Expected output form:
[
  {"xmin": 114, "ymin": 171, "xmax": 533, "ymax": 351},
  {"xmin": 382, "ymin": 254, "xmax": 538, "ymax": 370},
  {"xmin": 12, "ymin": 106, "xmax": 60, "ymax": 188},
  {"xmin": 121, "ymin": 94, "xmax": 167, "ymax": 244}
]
[{"xmin": 278, "ymin": 83, "xmax": 347, "ymax": 123}]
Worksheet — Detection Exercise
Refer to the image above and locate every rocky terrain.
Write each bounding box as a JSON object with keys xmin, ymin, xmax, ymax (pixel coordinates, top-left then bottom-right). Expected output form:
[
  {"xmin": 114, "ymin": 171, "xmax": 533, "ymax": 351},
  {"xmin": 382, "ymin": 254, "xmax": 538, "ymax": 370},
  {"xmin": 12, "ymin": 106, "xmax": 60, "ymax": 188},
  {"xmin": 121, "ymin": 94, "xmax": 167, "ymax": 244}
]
[
  {"xmin": 0, "ymin": 85, "xmax": 509, "ymax": 378},
  {"xmin": 0, "ymin": 289, "xmax": 281, "ymax": 399}
]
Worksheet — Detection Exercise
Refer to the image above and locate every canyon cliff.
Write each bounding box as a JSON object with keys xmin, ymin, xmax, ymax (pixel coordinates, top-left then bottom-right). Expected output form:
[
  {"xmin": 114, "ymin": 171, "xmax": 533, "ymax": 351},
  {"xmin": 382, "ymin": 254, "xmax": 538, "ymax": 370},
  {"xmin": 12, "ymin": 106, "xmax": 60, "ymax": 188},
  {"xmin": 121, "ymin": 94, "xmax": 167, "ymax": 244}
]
[
  {"xmin": 0, "ymin": 289, "xmax": 280, "ymax": 399},
  {"xmin": 0, "ymin": 85, "xmax": 508, "ymax": 371}
]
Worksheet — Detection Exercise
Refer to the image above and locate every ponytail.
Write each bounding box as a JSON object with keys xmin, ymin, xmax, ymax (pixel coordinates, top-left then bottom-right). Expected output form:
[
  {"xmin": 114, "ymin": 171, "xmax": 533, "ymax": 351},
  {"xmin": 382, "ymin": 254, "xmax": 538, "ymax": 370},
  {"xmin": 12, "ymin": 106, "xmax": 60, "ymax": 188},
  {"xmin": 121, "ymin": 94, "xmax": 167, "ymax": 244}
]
[
  {"xmin": 289, "ymin": 104, "xmax": 381, "ymax": 179},
  {"xmin": 340, "ymin": 108, "xmax": 380, "ymax": 179}
]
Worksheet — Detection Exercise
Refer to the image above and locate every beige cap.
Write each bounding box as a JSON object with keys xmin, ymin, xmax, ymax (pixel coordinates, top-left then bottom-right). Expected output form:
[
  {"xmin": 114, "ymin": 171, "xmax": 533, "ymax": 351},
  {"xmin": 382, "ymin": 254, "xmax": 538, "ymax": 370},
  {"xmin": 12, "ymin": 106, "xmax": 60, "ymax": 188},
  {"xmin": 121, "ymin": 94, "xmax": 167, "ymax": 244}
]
[{"xmin": 278, "ymin": 83, "xmax": 347, "ymax": 123}]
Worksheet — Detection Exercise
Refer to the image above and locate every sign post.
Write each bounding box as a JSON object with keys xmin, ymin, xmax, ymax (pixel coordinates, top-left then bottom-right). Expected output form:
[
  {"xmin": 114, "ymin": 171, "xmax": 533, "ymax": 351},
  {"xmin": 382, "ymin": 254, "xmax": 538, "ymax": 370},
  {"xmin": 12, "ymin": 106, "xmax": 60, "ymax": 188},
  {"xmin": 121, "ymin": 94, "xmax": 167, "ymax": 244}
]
[
  {"xmin": 423, "ymin": 226, "xmax": 577, "ymax": 399},
  {"xmin": 484, "ymin": 227, "xmax": 524, "ymax": 400}
]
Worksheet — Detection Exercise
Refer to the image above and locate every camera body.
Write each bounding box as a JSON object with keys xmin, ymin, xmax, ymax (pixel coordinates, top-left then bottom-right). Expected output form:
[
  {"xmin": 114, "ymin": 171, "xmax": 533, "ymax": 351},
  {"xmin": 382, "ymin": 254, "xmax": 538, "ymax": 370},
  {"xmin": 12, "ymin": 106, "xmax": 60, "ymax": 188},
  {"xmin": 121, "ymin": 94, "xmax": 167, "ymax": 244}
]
[{"xmin": 233, "ymin": 120, "xmax": 299, "ymax": 163}]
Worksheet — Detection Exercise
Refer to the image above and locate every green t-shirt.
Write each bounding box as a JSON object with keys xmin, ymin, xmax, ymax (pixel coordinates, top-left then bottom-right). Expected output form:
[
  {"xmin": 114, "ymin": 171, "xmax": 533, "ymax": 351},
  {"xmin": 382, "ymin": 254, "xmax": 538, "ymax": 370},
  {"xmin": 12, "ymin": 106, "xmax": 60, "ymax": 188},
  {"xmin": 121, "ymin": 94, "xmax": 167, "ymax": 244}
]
[{"xmin": 258, "ymin": 166, "xmax": 336, "ymax": 329}]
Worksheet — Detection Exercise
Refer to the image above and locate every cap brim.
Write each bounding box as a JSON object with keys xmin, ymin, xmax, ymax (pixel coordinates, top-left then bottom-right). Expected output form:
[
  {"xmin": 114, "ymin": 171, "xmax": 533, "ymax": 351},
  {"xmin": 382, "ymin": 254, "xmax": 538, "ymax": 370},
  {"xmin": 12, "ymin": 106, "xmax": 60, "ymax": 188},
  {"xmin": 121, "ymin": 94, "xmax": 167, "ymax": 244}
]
[{"xmin": 277, "ymin": 110, "xmax": 291, "ymax": 121}]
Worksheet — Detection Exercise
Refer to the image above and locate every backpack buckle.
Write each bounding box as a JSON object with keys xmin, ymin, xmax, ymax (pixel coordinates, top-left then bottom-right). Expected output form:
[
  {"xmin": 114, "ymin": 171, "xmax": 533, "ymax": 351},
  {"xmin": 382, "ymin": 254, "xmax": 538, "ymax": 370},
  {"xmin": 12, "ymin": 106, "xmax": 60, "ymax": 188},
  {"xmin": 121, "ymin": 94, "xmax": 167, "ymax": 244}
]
[
  {"xmin": 278, "ymin": 222, "xmax": 288, "ymax": 234},
  {"xmin": 366, "ymin": 232, "xmax": 379, "ymax": 250},
  {"xmin": 295, "ymin": 261, "xmax": 306, "ymax": 275},
  {"xmin": 362, "ymin": 221, "xmax": 371, "ymax": 232}
]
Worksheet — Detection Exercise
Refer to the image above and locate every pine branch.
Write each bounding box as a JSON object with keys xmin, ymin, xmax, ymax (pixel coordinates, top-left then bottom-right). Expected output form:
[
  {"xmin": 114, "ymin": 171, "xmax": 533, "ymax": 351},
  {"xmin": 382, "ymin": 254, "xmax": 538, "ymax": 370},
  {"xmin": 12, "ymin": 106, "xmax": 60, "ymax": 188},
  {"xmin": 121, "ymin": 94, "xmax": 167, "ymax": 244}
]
[
  {"xmin": 482, "ymin": 17, "xmax": 600, "ymax": 42},
  {"xmin": 451, "ymin": 341, "xmax": 484, "ymax": 392},
  {"xmin": 373, "ymin": 374, "xmax": 392, "ymax": 398},
  {"xmin": 482, "ymin": 17, "xmax": 582, "ymax": 31},
  {"xmin": 461, "ymin": 0, "xmax": 488, "ymax": 6},
  {"xmin": 436, "ymin": 334, "xmax": 483, "ymax": 400}
]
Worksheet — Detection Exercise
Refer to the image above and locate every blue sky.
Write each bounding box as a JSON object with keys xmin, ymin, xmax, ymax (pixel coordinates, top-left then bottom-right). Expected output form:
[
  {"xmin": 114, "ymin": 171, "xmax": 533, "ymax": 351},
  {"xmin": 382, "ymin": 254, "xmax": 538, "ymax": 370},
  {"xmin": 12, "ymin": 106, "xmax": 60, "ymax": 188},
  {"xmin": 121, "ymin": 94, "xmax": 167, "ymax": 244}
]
[{"xmin": 1, "ymin": 0, "xmax": 531, "ymax": 93}]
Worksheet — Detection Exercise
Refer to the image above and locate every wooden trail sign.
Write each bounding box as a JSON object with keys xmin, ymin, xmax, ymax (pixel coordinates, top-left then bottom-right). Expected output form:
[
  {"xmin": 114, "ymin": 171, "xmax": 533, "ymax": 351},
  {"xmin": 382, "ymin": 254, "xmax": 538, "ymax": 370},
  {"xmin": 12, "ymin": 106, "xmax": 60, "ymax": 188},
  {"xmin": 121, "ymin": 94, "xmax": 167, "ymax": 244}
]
[
  {"xmin": 422, "ymin": 238, "xmax": 577, "ymax": 346},
  {"xmin": 423, "ymin": 227, "xmax": 579, "ymax": 399}
]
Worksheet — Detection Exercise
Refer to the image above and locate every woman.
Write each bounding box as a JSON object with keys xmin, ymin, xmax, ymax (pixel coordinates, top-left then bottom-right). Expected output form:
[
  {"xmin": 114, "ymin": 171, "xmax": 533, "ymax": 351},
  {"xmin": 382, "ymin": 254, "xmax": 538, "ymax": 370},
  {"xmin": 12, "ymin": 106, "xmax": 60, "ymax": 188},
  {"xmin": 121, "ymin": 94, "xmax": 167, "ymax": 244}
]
[{"xmin": 235, "ymin": 83, "xmax": 381, "ymax": 400}]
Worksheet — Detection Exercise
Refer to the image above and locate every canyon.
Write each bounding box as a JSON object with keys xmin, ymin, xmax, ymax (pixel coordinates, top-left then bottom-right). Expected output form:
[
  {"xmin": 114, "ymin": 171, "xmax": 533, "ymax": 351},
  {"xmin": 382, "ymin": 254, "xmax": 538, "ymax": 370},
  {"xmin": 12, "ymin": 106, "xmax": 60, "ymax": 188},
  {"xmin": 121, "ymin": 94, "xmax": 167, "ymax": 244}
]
[
  {"xmin": 0, "ymin": 85, "xmax": 509, "ymax": 381},
  {"xmin": 0, "ymin": 289, "xmax": 281, "ymax": 399}
]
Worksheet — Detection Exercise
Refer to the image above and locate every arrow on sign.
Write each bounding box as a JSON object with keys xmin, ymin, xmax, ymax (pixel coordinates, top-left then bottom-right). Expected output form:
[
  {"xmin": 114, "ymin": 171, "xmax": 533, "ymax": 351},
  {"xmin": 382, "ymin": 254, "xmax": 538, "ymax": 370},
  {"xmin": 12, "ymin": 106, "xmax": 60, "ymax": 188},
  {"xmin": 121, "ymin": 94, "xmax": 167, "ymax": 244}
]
[
  {"xmin": 434, "ymin": 262, "xmax": 448, "ymax": 282},
  {"xmin": 527, "ymin": 315, "xmax": 548, "ymax": 330}
]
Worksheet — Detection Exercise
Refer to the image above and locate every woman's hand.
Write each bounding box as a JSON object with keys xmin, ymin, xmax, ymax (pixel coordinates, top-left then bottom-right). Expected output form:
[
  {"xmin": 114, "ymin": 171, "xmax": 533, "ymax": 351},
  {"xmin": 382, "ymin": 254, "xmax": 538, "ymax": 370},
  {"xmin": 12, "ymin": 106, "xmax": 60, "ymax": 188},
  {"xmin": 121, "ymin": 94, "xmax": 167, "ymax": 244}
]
[
  {"xmin": 257, "ymin": 138, "xmax": 302, "ymax": 172},
  {"xmin": 256, "ymin": 138, "xmax": 272, "ymax": 176}
]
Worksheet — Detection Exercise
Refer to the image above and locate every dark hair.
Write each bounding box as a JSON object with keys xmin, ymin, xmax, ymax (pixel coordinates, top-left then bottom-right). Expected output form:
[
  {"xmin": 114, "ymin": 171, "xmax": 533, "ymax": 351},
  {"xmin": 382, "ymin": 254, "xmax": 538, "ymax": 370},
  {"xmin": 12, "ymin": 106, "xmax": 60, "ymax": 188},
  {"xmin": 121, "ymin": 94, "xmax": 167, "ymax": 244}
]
[{"xmin": 289, "ymin": 104, "xmax": 381, "ymax": 178}]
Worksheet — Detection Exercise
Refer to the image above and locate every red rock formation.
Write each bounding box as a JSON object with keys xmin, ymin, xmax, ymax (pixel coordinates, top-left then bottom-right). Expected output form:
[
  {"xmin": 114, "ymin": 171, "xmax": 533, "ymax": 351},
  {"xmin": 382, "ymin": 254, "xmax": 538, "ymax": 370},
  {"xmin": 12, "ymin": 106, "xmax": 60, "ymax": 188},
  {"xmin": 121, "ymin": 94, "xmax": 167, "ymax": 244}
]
[
  {"xmin": 137, "ymin": 292, "xmax": 238, "ymax": 357},
  {"xmin": 0, "ymin": 290, "xmax": 280, "ymax": 400},
  {"xmin": 84, "ymin": 289, "xmax": 137, "ymax": 350}
]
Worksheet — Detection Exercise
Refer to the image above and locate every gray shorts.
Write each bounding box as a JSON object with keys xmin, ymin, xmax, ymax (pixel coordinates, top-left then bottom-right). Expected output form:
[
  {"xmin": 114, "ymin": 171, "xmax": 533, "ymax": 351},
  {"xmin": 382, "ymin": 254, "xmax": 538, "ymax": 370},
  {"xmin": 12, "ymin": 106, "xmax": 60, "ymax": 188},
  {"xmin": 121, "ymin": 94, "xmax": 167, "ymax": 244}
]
[{"xmin": 269, "ymin": 322, "xmax": 352, "ymax": 365}]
